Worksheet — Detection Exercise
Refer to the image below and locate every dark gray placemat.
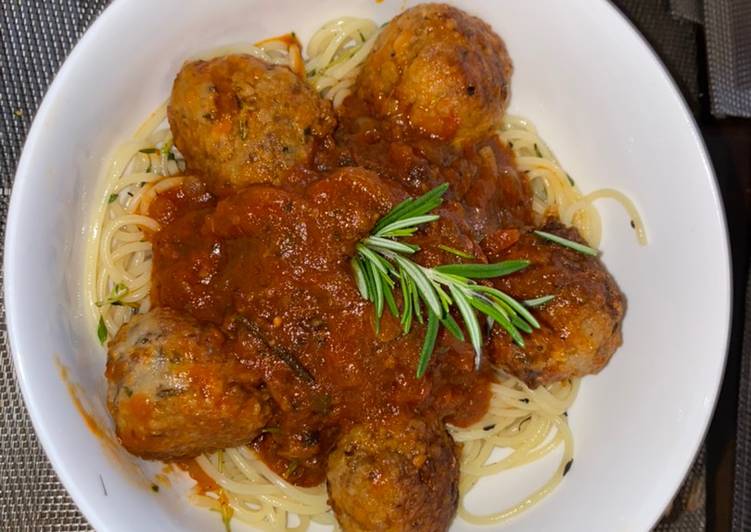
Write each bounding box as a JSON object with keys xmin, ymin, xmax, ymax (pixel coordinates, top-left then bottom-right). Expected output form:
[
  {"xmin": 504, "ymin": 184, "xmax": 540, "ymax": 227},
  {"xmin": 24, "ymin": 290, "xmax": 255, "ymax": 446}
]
[
  {"xmin": 1, "ymin": 3, "xmax": 109, "ymax": 530},
  {"xmin": 733, "ymin": 265, "xmax": 751, "ymax": 531},
  {"xmin": 0, "ymin": 1, "xmax": 711, "ymax": 531},
  {"xmin": 615, "ymin": 0, "xmax": 701, "ymax": 115},
  {"xmin": 704, "ymin": 0, "xmax": 751, "ymax": 117}
]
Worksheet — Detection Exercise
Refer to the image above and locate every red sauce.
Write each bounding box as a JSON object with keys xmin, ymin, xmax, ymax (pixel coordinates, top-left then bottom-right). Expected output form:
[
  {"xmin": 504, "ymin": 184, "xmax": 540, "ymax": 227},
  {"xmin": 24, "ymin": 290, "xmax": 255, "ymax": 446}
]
[
  {"xmin": 175, "ymin": 459, "xmax": 220, "ymax": 494},
  {"xmin": 149, "ymin": 98, "xmax": 530, "ymax": 486},
  {"xmin": 255, "ymin": 32, "xmax": 302, "ymax": 49},
  {"xmin": 58, "ymin": 361, "xmax": 109, "ymax": 441}
]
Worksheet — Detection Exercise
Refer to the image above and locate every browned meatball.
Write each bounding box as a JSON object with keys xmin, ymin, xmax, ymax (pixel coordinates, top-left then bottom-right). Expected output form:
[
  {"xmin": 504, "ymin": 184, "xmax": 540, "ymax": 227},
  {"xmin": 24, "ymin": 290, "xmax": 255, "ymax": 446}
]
[
  {"xmin": 482, "ymin": 225, "xmax": 626, "ymax": 387},
  {"xmin": 353, "ymin": 3, "xmax": 512, "ymax": 145},
  {"xmin": 106, "ymin": 308, "xmax": 270, "ymax": 460},
  {"xmin": 326, "ymin": 416, "xmax": 459, "ymax": 532},
  {"xmin": 168, "ymin": 54, "xmax": 336, "ymax": 196}
]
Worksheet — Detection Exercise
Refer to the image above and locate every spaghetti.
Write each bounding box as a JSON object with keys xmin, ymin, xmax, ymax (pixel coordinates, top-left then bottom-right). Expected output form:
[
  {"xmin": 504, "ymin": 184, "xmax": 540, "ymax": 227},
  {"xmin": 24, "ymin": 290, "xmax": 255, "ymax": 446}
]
[
  {"xmin": 85, "ymin": 15, "xmax": 644, "ymax": 532},
  {"xmin": 499, "ymin": 115, "xmax": 647, "ymax": 248},
  {"xmin": 84, "ymin": 102, "xmax": 182, "ymax": 338}
]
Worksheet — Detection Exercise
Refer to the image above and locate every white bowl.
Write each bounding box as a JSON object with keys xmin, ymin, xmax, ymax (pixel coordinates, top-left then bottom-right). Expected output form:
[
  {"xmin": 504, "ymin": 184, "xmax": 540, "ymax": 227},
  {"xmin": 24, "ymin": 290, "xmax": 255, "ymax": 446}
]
[{"xmin": 5, "ymin": 0, "xmax": 731, "ymax": 531}]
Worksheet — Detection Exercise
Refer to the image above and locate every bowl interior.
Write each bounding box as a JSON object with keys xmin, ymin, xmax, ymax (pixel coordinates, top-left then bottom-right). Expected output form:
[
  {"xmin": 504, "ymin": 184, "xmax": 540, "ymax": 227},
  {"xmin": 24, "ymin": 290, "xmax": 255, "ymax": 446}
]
[{"xmin": 5, "ymin": 0, "xmax": 730, "ymax": 531}]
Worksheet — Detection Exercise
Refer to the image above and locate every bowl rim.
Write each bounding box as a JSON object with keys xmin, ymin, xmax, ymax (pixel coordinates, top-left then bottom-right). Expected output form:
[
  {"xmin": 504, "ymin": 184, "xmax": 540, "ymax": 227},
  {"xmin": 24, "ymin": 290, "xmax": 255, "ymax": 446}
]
[{"xmin": 3, "ymin": 0, "xmax": 732, "ymax": 530}]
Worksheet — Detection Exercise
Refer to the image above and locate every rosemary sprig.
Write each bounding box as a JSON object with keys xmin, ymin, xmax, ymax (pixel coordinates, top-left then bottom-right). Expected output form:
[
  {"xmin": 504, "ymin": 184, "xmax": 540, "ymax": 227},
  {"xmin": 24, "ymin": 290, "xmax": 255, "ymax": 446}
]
[{"xmin": 352, "ymin": 184, "xmax": 540, "ymax": 378}]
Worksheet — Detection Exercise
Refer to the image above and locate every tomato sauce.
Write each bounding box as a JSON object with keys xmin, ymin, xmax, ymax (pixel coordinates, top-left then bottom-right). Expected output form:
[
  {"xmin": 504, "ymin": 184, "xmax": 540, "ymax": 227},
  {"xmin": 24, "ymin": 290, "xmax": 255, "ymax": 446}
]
[{"xmin": 149, "ymin": 99, "xmax": 530, "ymax": 486}]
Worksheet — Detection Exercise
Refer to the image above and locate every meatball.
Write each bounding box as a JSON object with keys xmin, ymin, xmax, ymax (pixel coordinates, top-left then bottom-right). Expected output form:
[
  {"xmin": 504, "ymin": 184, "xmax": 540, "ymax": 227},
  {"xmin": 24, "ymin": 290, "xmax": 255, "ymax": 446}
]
[
  {"xmin": 326, "ymin": 416, "xmax": 459, "ymax": 532},
  {"xmin": 482, "ymin": 225, "xmax": 626, "ymax": 387},
  {"xmin": 168, "ymin": 54, "xmax": 336, "ymax": 196},
  {"xmin": 106, "ymin": 308, "xmax": 270, "ymax": 460},
  {"xmin": 353, "ymin": 3, "xmax": 512, "ymax": 145}
]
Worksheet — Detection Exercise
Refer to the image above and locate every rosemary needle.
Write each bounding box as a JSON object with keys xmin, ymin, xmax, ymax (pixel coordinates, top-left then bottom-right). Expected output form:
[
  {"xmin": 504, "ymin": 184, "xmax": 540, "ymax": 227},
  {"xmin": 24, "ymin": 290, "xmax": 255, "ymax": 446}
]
[{"xmin": 533, "ymin": 230, "xmax": 599, "ymax": 256}]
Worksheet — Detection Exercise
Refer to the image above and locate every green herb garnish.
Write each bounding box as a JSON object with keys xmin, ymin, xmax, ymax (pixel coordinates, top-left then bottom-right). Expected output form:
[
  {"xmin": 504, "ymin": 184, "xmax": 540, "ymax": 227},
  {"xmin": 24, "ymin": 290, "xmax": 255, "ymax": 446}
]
[
  {"xmin": 353, "ymin": 184, "xmax": 540, "ymax": 377},
  {"xmin": 284, "ymin": 459, "xmax": 299, "ymax": 478},
  {"xmin": 150, "ymin": 484, "xmax": 159, "ymax": 493},
  {"xmin": 533, "ymin": 230, "xmax": 599, "ymax": 256},
  {"xmin": 524, "ymin": 295, "xmax": 555, "ymax": 307},
  {"xmin": 95, "ymin": 282, "xmax": 130, "ymax": 307},
  {"xmin": 108, "ymin": 193, "xmax": 119, "ymax": 204},
  {"xmin": 97, "ymin": 315, "xmax": 107, "ymax": 345},
  {"xmin": 139, "ymin": 148, "xmax": 158, "ymax": 154},
  {"xmin": 534, "ymin": 143, "xmax": 543, "ymax": 157},
  {"xmin": 160, "ymin": 139, "xmax": 173, "ymax": 158},
  {"xmin": 221, "ymin": 500, "xmax": 233, "ymax": 532},
  {"xmin": 434, "ymin": 260, "xmax": 529, "ymax": 279},
  {"xmin": 437, "ymin": 244, "xmax": 474, "ymax": 259}
]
